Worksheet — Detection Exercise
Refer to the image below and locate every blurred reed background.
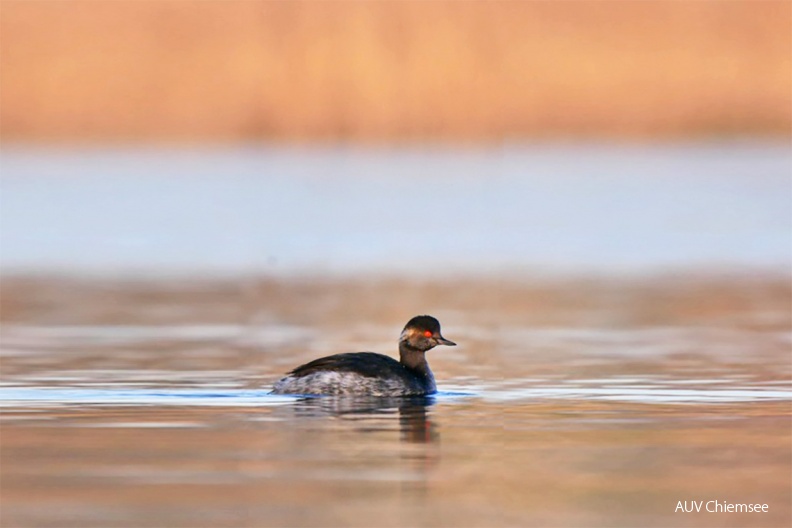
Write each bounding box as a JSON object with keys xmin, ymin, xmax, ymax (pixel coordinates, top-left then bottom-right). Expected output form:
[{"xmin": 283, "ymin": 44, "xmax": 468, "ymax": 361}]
[
  {"xmin": 2, "ymin": 0, "xmax": 790, "ymax": 143},
  {"xmin": 2, "ymin": 5, "xmax": 792, "ymax": 527}
]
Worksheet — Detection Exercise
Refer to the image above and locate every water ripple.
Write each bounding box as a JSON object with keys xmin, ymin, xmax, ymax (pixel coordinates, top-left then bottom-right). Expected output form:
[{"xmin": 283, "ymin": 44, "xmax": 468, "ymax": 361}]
[{"xmin": 1, "ymin": 382, "xmax": 789, "ymax": 408}]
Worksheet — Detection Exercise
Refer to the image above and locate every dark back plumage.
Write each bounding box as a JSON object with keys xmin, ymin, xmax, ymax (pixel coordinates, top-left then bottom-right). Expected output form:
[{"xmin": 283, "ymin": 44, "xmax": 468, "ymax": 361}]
[{"xmin": 288, "ymin": 352, "xmax": 407, "ymax": 379}]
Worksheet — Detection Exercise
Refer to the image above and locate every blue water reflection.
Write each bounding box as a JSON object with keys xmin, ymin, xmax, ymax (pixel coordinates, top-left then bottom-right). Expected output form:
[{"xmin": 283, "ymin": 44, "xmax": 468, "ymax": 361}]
[{"xmin": 2, "ymin": 143, "xmax": 790, "ymax": 275}]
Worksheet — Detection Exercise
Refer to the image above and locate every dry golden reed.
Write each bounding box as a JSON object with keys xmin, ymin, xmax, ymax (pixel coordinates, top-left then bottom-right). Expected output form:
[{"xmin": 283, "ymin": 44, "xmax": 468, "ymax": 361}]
[{"xmin": 1, "ymin": 0, "xmax": 790, "ymax": 143}]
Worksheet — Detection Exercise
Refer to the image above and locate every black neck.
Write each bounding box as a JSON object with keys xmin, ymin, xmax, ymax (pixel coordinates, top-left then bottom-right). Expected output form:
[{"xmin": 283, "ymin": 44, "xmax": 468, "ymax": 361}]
[{"xmin": 399, "ymin": 341, "xmax": 430, "ymax": 374}]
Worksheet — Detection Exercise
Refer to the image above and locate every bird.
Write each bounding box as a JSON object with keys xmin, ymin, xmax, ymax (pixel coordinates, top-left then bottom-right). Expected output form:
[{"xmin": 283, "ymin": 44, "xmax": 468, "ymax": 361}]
[{"xmin": 271, "ymin": 315, "xmax": 455, "ymax": 396}]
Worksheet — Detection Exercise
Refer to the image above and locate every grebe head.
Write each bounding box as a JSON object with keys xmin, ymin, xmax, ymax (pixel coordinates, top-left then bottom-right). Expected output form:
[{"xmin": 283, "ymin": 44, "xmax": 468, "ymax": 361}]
[{"xmin": 399, "ymin": 315, "xmax": 456, "ymax": 352}]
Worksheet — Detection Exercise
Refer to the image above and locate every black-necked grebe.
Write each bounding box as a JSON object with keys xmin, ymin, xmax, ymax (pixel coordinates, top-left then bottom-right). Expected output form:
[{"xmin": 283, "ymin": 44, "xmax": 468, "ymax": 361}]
[{"xmin": 271, "ymin": 315, "xmax": 455, "ymax": 396}]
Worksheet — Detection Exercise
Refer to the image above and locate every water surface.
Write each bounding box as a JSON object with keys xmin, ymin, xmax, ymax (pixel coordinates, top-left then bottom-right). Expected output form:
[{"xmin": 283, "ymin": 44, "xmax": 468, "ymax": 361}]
[
  {"xmin": 1, "ymin": 144, "xmax": 790, "ymax": 526},
  {"xmin": 2, "ymin": 144, "xmax": 790, "ymax": 274},
  {"xmin": 2, "ymin": 276, "xmax": 790, "ymax": 527}
]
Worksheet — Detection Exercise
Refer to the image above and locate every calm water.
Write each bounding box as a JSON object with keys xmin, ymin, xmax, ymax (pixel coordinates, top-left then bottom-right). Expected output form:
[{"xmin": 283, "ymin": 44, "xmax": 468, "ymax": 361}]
[
  {"xmin": 1, "ymin": 145, "xmax": 791, "ymax": 527},
  {"xmin": 1, "ymin": 275, "xmax": 790, "ymax": 528},
  {"xmin": 2, "ymin": 143, "xmax": 790, "ymax": 274}
]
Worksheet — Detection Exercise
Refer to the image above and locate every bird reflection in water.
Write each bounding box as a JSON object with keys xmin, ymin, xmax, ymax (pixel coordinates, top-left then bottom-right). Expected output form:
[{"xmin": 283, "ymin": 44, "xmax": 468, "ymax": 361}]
[
  {"xmin": 289, "ymin": 396, "xmax": 439, "ymax": 444},
  {"xmin": 281, "ymin": 396, "xmax": 439, "ymax": 510}
]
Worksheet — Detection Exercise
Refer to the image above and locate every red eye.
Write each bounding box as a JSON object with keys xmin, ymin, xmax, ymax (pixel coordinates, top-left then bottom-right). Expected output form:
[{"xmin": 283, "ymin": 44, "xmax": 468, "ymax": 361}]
[{"xmin": 423, "ymin": 330, "xmax": 433, "ymax": 338}]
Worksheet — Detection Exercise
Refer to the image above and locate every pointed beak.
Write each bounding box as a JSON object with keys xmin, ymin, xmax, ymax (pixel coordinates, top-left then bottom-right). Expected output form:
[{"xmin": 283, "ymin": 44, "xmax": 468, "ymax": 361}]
[{"xmin": 435, "ymin": 335, "xmax": 456, "ymax": 347}]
